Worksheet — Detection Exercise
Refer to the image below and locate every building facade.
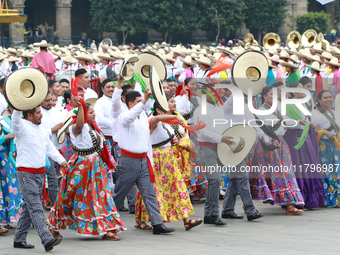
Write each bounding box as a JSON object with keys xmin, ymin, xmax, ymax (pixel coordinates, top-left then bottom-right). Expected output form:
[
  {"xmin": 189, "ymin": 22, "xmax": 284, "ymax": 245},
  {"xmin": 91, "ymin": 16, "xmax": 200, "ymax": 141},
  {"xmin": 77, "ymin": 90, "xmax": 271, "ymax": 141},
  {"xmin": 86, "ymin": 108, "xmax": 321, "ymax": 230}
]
[{"xmin": 7, "ymin": 0, "xmax": 336, "ymax": 46}]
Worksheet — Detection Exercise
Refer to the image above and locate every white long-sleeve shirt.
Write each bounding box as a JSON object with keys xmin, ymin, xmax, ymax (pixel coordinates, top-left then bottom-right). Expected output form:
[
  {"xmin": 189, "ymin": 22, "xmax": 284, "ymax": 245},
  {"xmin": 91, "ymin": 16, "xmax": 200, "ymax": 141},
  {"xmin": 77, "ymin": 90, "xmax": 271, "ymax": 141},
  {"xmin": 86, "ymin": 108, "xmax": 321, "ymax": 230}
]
[
  {"xmin": 0, "ymin": 60, "xmax": 9, "ymax": 78},
  {"xmin": 0, "ymin": 93, "xmax": 7, "ymax": 115},
  {"xmin": 194, "ymin": 102, "xmax": 224, "ymax": 144},
  {"xmin": 173, "ymin": 58, "xmax": 183, "ymax": 76},
  {"xmin": 94, "ymin": 95, "xmax": 113, "ymax": 136},
  {"xmin": 175, "ymin": 94, "xmax": 201, "ymax": 125},
  {"xmin": 117, "ymin": 102, "xmax": 153, "ymax": 164},
  {"xmin": 111, "ymin": 87, "xmax": 128, "ymax": 141},
  {"xmin": 84, "ymin": 87, "xmax": 98, "ymax": 100},
  {"xmin": 40, "ymin": 107, "xmax": 63, "ymax": 150},
  {"xmin": 12, "ymin": 110, "xmax": 64, "ymax": 168}
]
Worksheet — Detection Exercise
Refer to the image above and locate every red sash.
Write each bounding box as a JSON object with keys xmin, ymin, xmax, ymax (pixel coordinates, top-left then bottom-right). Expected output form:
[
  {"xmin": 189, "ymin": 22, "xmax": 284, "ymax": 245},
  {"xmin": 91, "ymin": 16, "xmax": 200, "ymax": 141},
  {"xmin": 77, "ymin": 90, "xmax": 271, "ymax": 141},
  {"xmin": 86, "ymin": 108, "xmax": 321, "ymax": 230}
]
[
  {"xmin": 120, "ymin": 149, "xmax": 155, "ymax": 183},
  {"xmin": 197, "ymin": 142, "xmax": 217, "ymax": 148},
  {"xmin": 17, "ymin": 167, "xmax": 45, "ymax": 174}
]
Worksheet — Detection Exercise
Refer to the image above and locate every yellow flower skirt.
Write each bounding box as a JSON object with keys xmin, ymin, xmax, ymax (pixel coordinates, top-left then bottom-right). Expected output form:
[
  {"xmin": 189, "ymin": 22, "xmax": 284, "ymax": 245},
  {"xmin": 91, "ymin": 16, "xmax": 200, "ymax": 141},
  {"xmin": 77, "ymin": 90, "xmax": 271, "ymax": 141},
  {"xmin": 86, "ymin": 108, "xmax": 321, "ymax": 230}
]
[{"xmin": 135, "ymin": 146, "xmax": 194, "ymax": 222}]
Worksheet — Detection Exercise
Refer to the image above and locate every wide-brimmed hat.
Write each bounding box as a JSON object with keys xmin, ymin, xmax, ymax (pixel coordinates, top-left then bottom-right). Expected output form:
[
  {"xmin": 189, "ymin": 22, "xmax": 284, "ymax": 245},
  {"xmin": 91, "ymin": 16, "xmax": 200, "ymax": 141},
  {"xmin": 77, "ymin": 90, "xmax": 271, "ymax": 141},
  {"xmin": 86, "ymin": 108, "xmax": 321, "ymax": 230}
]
[
  {"xmin": 149, "ymin": 66, "xmax": 169, "ymax": 113},
  {"xmin": 0, "ymin": 52, "xmax": 7, "ymax": 60},
  {"xmin": 134, "ymin": 51, "xmax": 167, "ymax": 89},
  {"xmin": 325, "ymin": 57, "xmax": 340, "ymax": 67},
  {"xmin": 4, "ymin": 68, "xmax": 48, "ymax": 110},
  {"xmin": 119, "ymin": 55, "xmax": 138, "ymax": 80},
  {"xmin": 85, "ymin": 98, "xmax": 98, "ymax": 106},
  {"xmin": 196, "ymin": 56, "xmax": 212, "ymax": 66},
  {"xmin": 217, "ymin": 125, "xmax": 257, "ymax": 167},
  {"xmin": 74, "ymin": 52, "xmax": 92, "ymax": 62},
  {"xmin": 61, "ymin": 53, "xmax": 77, "ymax": 64},
  {"xmin": 309, "ymin": 61, "xmax": 322, "ymax": 72},
  {"xmin": 98, "ymin": 53, "xmax": 115, "ymax": 61},
  {"xmin": 7, "ymin": 47, "xmax": 17, "ymax": 54},
  {"xmin": 335, "ymin": 94, "xmax": 340, "ymax": 111},
  {"xmin": 279, "ymin": 50, "xmax": 291, "ymax": 60},
  {"xmin": 270, "ymin": 54, "xmax": 283, "ymax": 63},
  {"xmin": 111, "ymin": 51, "xmax": 126, "ymax": 59},
  {"xmin": 231, "ymin": 50, "xmax": 269, "ymax": 96},
  {"xmin": 321, "ymin": 51, "xmax": 332, "ymax": 60},
  {"xmin": 99, "ymin": 44, "xmax": 111, "ymax": 50},
  {"xmin": 7, "ymin": 56, "xmax": 18, "ymax": 62},
  {"xmin": 290, "ymin": 54, "xmax": 299, "ymax": 64},
  {"xmin": 165, "ymin": 52, "xmax": 175, "ymax": 62},
  {"xmin": 280, "ymin": 60, "xmax": 298, "ymax": 69},
  {"xmin": 179, "ymin": 56, "xmax": 195, "ymax": 66},
  {"xmin": 34, "ymin": 40, "xmax": 53, "ymax": 48},
  {"xmin": 57, "ymin": 109, "xmax": 75, "ymax": 144}
]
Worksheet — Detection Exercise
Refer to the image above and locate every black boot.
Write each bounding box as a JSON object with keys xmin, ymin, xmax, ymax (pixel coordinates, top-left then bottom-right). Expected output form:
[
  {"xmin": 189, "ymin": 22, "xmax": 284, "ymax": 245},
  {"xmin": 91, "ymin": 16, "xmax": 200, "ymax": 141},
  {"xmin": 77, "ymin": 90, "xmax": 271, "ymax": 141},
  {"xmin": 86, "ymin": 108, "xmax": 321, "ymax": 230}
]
[
  {"xmin": 13, "ymin": 242, "xmax": 35, "ymax": 249},
  {"xmin": 153, "ymin": 223, "xmax": 175, "ymax": 235},
  {"xmin": 209, "ymin": 215, "xmax": 227, "ymax": 225}
]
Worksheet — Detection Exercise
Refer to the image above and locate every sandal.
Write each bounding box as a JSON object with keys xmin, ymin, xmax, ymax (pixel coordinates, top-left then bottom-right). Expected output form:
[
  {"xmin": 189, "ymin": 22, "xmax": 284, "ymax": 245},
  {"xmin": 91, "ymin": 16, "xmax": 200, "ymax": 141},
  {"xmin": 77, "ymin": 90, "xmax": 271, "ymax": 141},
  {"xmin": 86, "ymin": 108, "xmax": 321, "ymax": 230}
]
[
  {"xmin": 286, "ymin": 206, "xmax": 304, "ymax": 215},
  {"xmin": 102, "ymin": 232, "xmax": 121, "ymax": 241},
  {"xmin": 191, "ymin": 200, "xmax": 200, "ymax": 204},
  {"xmin": 0, "ymin": 226, "xmax": 9, "ymax": 235},
  {"xmin": 4, "ymin": 224, "xmax": 13, "ymax": 229},
  {"xmin": 134, "ymin": 220, "xmax": 152, "ymax": 230},
  {"xmin": 48, "ymin": 227, "xmax": 63, "ymax": 238},
  {"xmin": 184, "ymin": 219, "xmax": 202, "ymax": 231}
]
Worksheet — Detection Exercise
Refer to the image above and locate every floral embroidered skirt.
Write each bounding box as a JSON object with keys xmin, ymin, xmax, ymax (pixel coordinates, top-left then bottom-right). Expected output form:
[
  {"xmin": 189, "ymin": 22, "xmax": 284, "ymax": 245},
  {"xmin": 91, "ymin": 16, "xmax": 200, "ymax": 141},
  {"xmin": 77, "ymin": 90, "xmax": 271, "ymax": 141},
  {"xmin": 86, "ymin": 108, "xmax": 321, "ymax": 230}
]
[
  {"xmin": 248, "ymin": 136, "xmax": 304, "ymax": 206},
  {"xmin": 318, "ymin": 137, "xmax": 340, "ymax": 207},
  {"xmin": 328, "ymin": 84, "xmax": 336, "ymax": 109},
  {"xmin": 135, "ymin": 146, "xmax": 194, "ymax": 222},
  {"xmin": 48, "ymin": 154, "xmax": 125, "ymax": 236},
  {"xmin": 0, "ymin": 151, "xmax": 23, "ymax": 225},
  {"xmin": 61, "ymin": 135, "xmax": 73, "ymax": 162}
]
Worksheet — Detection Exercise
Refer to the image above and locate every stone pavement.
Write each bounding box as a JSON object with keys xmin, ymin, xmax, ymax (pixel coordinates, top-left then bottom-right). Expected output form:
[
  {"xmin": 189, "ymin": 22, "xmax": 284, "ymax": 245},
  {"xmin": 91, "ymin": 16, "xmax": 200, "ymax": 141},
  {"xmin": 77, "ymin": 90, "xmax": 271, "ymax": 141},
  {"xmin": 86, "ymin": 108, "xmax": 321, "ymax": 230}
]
[{"xmin": 0, "ymin": 198, "xmax": 338, "ymax": 255}]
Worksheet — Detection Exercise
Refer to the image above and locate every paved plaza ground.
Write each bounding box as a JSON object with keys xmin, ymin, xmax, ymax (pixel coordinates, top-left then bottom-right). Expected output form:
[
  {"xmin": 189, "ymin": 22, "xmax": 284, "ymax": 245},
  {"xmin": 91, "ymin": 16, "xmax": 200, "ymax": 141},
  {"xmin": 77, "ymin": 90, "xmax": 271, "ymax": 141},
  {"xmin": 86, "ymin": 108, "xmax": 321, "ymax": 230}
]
[{"xmin": 1, "ymin": 197, "xmax": 338, "ymax": 255}]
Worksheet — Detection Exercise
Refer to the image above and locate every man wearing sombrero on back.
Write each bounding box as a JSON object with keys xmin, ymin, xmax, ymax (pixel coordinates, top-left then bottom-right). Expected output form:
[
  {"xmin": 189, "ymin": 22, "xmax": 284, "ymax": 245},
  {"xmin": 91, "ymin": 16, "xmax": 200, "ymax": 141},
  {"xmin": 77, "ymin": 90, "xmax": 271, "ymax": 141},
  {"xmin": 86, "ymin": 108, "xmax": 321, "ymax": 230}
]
[{"xmin": 31, "ymin": 40, "xmax": 56, "ymax": 80}]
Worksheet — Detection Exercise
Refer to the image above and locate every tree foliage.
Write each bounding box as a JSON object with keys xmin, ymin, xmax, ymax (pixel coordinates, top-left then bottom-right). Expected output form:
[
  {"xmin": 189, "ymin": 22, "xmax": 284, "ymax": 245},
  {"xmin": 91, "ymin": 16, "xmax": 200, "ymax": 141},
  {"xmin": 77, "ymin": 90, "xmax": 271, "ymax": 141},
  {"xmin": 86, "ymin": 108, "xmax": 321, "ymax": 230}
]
[
  {"xmin": 89, "ymin": 0, "xmax": 151, "ymax": 33},
  {"xmin": 243, "ymin": 0, "xmax": 288, "ymax": 40},
  {"xmin": 296, "ymin": 11, "xmax": 331, "ymax": 34},
  {"xmin": 149, "ymin": 0, "xmax": 199, "ymax": 41},
  {"xmin": 198, "ymin": 0, "xmax": 244, "ymax": 33}
]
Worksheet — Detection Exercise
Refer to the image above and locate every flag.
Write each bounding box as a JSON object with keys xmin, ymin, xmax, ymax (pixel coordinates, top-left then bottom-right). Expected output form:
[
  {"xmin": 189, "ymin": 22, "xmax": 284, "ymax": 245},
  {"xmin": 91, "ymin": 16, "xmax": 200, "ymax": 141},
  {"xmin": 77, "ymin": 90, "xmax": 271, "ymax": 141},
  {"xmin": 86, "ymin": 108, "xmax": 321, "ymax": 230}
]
[{"xmin": 206, "ymin": 55, "xmax": 233, "ymax": 77}]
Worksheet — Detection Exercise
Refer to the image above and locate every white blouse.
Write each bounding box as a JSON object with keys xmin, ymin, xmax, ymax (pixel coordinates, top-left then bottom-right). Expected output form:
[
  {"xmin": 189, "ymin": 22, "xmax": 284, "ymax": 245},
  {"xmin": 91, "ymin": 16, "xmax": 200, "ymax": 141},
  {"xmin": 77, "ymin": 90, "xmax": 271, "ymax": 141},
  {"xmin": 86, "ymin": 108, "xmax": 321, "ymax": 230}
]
[
  {"xmin": 99, "ymin": 64, "xmax": 109, "ymax": 79},
  {"xmin": 257, "ymin": 103, "xmax": 288, "ymax": 136},
  {"xmin": 150, "ymin": 118, "xmax": 174, "ymax": 148},
  {"xmin": 311, "ymin": 109, "xmax": 340, "ymax": 136},
  {"xmin": 69, "ymin": 123, "xmax": 103, "ymax": 156}
]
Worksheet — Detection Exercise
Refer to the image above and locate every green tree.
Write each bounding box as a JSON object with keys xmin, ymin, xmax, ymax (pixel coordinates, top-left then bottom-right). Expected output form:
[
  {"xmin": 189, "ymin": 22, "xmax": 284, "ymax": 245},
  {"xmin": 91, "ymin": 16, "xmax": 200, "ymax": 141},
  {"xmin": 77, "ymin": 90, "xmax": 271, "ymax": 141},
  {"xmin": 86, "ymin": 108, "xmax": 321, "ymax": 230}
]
[
  {"xmin": 198, "ymin": 0, "xmax": 244, "ymax": 41},
  {"xmin": 89, "ymin": 0, "xmax": 151, "ymax": 44},
  {"xmin": 149, "ymin": 0, "xmax": 199, "ymax": 44},
  {"xmin": 243, "ymin": 0, "xmax": 288, "ymax": 42},
  {"xmin": 296, "ymin": 11, "xmax": 331, "ymax": 34}
]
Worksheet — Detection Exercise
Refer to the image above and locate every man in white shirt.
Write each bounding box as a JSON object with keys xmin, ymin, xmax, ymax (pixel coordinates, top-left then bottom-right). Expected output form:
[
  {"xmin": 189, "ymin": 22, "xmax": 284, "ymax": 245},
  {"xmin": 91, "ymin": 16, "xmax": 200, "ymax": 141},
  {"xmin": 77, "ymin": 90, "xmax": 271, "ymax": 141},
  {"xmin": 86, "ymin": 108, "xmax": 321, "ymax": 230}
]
[
  {"xmin": 193, "ymin": 86, "xmax": 231, "ymax": 226},
  {"xmin": 48, "ymin": 80, "xmax": 63, "ymax": 111},
  {"xmin": 12, "ymin": 106, "xmax": 69, "ymax": 251},
  {"xmin": 113, "ymin": 89, "xmax": 175, "ymax": 235},
  {"xmin": 221, "ymin": 92, "xmax": 264, "ymax": 222},
  {"xmin": 94, "ymin": 80, "xmax": 115, "ymax": 141},
  {"xmin": 110, "ymin": 79, "xmax": 136, "ymax": 213},
  {"xmin": 75, "ymin": 68, "xmax": 98, "ymax": 100},
  {"xmin": 40, "ymin": 92, "xmax": 64, "ymax": 206}
]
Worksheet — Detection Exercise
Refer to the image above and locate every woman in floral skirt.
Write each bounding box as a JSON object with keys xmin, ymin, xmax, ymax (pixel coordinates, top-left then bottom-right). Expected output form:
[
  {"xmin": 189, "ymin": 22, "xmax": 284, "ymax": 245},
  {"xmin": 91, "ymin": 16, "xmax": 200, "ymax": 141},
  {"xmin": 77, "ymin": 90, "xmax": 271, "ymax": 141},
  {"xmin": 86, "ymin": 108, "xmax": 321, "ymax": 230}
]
[
  {"xmin": 134, "ymin": 101, "xmax": 202, "ymax": 231},
  {"xmin": 312, "ymin": 90, "xmax": 340, "ymax": 207},
  {"xmin": 48, "ymin": 97, "xmax": 125, "ymax": 240},
  {"xmin": 0, "ymin": 116, "xmax": 23, "ymax": 230},
  {"xmin": 248, "ymin": 86, "xmax": 305, "ymax": 215}
]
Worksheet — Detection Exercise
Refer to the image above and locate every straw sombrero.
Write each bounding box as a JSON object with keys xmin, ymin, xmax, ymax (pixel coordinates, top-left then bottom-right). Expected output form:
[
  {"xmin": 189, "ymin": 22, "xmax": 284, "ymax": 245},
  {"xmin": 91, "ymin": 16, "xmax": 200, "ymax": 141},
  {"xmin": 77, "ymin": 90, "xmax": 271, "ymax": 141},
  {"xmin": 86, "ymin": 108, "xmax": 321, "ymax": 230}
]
[
  {"xmin": 34, "ymin": 40, "xmax": 53, "ymax": 48},
  {"xmin": 99, "ymin": 44, "xmax": 110, "ymax": 50},
  {"xmin": 4, "ymin": 68, "xmax": 48, "ymax": 111},
  {"xmin": 119, "ymin": 55, "xmax": 138, "ymax": 80},
  {"xmin": 231, "ymin": 50, "xmax": 269, "ymax": 96},
  {"xmin": 61, "ymin": 53, "xmax": 77, "ymax": 64},
  {"xmin": 98, "ymin": 53, "xmax": 115, "ymax": 61},
  {"xmin": 7, "ymin": 47, "xmax": 17, "ymax": 54},
  {"xmin": 179, "ymin": 56, "xmax": 195, "ymax": 66},
  {"xmin": 335, "ymin": 94, "xmax": 340, "ymax": 111},
  {"xmin": 309, "ymin": 61, "xmax": 322, "ymax": 72},
  {"xmin": 149, "ymin": 66, "xmax": 169, "ymax": 113},
  {"xmin": 217, "ymin": 125, "xmax": 257, "ymax": 167},
  {"xmin": 280, "ymin": 61, "xmax": 298, "ymax": 69},
  {"xmin": 85, "ymin": 98, "xmax": 98, "ymax": 106},
  {"xmin": 196, "ymin": 56, "xmax": 212, "ymax": 66},
  {"xmin": 74, "ymin": 52, "xmax": 92, "ymax": 62},
  {"xmin": 325, "ymin": 57, "xmax": 340, "ymax": 67},
  {"xmin": 6, "ymin": 56, "xmax": 18, "ymax": 62},
  {"xmin": 57, "ymin": 110, "xmax": 75, "ymax": 144},
  {"xmin": 134, "ymin": 51, "xmax": 167, "ymax": 88}
]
